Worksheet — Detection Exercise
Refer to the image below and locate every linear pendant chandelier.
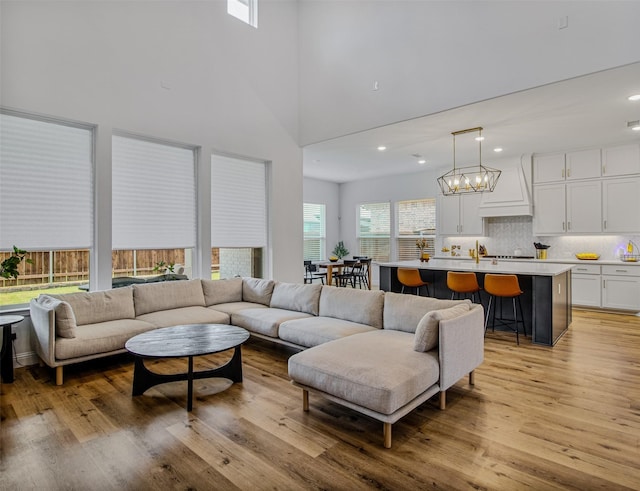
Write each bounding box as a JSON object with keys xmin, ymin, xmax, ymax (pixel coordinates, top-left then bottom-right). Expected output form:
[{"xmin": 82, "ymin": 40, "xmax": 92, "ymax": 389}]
[{"xmin": 437, "ymin": 126, "xmax": 501, "ymax": 195}]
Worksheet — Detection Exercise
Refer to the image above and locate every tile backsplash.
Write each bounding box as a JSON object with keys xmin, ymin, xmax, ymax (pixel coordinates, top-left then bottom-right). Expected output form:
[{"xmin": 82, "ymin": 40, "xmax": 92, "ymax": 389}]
[{"xmin": 437, "ymin": 216, "xmax": 640, "ymax": 260}]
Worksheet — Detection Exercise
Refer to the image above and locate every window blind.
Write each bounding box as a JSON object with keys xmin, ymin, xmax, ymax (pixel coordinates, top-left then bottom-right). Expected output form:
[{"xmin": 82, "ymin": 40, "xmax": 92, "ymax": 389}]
[
  {"xmin": 0, "ymin": 112, "xmax": 93, "ymax": 251},
  {"xmin": 396, "ymin": 198, "xmax": 436, "ymax": 260},
  {"xmin": 303, "ymin": 203, "xmax": 325, "ymax": 261},
  {"xmin": 211, "ymin": 154, "xmax": 267, "ymax": 248},
  {"xmin": 112, "ymin": 135, "xmax": 196, "ymax": 250},
  {"xmin": 357, "ymin": 202, "xmax": 390, "ymax": 262}
]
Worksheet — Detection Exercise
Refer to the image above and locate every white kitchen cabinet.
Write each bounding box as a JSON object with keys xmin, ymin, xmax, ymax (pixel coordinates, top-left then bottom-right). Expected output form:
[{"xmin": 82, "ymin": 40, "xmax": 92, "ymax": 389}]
[
  {"xmin": 602, "ymin": 143, "xmax": 640, "ymax": 177},
  {"xmin": 571, "ymin": 264, "xmax": 601, "ymax": 307},
  {"xmin": 533, "ymin": 183, "xmax": 565, "ymax": 234},
  {"xmin": 533, "ymin": 181, "xmax": 601, "ymax": 235},
  {"xmin": 602, "ymin": 265, "xmax": 640, "ymax": 311},
  {"xmin": 438, "ymin": 193, "xmax": 484, "ymax": 236},
  {"xmin": 566, "ymin": 180, "xmax": 602, "ymax": 233},
  {"xmin": 565, "ymin": 148, "xmax": 601, "ymax": 180},
  {"xmin": 602, "ymin": 177, "xmax": 640, "ymax": 233},
  {"xmin": 534, "ymin": 149, "xmax": 601, "ymax": 184},
  {"xmin": 533, "ymin": 153, "xmax": 565, "ymax": 183}
]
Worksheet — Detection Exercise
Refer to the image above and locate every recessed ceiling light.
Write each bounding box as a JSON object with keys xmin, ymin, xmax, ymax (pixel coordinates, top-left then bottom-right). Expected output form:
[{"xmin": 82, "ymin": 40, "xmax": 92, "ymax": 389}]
[
  {"xmin": 493, "ymin": 147, "xmax": 503, "ymax": 152},
  {"xmin": 418, "ymin": 159, "xmax": 426, "ymax": 164},
  {"xmin": 475, "ymin": 136, "xmax": 485, "ymax": 141},
  {"xmin": 628, "ymin": 94, "xmax": 640, "ymax": 101},
  {"xmin": 628, "ymin": 120, "xmax": 640, "ymax": 131},
  {"xmin": 377, "ymin": 146, "xmax": 387, "ymax": 151}
]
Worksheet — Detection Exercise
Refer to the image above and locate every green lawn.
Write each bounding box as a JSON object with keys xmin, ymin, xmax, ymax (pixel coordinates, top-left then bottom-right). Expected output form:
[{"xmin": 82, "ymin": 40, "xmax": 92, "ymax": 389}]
[{"xmin": 1, "ymin": 272, "xmax": 221, "ymax": 307}]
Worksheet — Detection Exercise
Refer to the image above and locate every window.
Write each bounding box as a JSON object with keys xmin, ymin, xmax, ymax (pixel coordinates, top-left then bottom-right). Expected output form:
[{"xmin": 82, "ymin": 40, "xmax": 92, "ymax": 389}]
[
  {"xmin": 357, "ymin": 202, "xmax": 390, "ymax": 262},
  {"xmin": 211, "ymin": 154, "xmax": 267, "ymax": 279},
  {"xmin": 112, "ymin": 134, "xmax": 196, "ymax": 250},
  {"xmin": 227, "ymin": 0, "xmax": 258, "ymax": 28},
  {"xmin": 303, "ymin": 203, "xmax": 326, "ymax": 261},
  {"xmin": 112, "ymin": 134, "xmax": 196, "ymax": 278},
  {"xmin": 396, "ymin": 198, "xmax": 436, "ymax": 260},
  {"xmin": 0, "ymin": 111, "xmax": 93, "ymax": 307}
]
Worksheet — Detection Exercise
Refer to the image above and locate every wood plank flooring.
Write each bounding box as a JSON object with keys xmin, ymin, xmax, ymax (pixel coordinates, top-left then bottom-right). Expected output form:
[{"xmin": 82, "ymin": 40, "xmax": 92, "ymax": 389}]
[{"xmin": 2, "ymin": 309, "xmax": 640, "ymax": 490}]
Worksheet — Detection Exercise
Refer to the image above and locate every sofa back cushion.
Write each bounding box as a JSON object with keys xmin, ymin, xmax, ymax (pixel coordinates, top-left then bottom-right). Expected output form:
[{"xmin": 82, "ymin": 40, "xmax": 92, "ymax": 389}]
[
  {"xmin": 133, "ymin": 279, "xmax": 205, "ymax": 316},
  {"xmin": 51, "ymin": 287, "xmax": 136, "ymax": 326},
  {"xmin": 414, "ymin": 303, "xmax": 470, "ymax": 352},
  {"xmin": 383, "ymin": 292, "xmax": 471, "ymax": 333},
  {"xmin": 318, "ymin": 287, "xmax": 384, "ymax": 329},
  {"xmin": 37, "ymin": 295, "xmax": 77, "ymax": 338},
  {"xmin": 242, "ymin": 278, "xmax": 275, "ymax": 306},
  {"xmin": 270, "ymin": 282, "xmax": 322, "ymax": 315},
  {"xmin": 201, "ymin": 278, "xmax": 243, "ymax": 306}
]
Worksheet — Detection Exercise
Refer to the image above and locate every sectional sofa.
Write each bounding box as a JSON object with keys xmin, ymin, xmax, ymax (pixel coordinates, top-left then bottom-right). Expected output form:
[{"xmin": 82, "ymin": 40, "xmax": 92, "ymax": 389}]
[{"xmin": 30, "ymin": 276, "xmax": 484, "ymax": 447}]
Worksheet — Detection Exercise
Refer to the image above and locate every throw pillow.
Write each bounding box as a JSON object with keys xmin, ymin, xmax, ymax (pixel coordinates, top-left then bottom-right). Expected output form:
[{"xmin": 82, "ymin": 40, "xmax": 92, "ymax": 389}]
[
  {"xmin": 38, "ymin": 295, "xmax": 77, "ymax": 338},
  {"xmin": 414, "ymin": 303, "xmax": 470, "ymax": 352}
]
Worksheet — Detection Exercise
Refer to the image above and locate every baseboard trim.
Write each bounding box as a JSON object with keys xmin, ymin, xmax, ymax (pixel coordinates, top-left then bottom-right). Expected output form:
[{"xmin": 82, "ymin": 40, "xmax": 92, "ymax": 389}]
[{"xmin": 13, "ymin": 350, "xmax": 39, "ymax": 368}]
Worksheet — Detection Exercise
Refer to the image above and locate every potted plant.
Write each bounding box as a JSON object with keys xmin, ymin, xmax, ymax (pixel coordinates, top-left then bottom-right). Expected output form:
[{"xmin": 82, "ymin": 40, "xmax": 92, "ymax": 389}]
[
  {"xmin": 331, "ymin": 241, "xmax": 350, "ymax": 260},
  {"xmin": 0, "ymin": 246, "xmax": 33, "ymax": 279}
]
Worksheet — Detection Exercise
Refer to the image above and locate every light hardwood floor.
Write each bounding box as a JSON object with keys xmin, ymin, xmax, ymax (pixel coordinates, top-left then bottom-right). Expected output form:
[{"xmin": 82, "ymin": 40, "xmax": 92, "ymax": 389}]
[{"xmin": 1, "ymin": 309, "xmax": 639, "ymax": 490}]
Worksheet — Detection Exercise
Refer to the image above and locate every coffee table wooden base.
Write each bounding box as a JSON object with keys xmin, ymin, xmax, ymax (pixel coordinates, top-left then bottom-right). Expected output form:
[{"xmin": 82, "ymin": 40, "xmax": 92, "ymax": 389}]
[{"xmin": 131, "ymin": 345, "xmax": 244, "ymax": 411}]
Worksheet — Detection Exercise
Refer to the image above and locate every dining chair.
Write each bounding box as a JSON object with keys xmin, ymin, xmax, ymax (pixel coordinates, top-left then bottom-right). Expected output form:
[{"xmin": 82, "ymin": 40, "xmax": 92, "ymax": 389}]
[{"xmin": 303, "ymin": 260, "xmax": 326, "ymax": 284}]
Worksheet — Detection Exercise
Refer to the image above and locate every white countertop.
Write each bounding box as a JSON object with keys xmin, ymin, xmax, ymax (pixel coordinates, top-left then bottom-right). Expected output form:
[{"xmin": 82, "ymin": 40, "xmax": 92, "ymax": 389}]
[
  {"xmin": 433, "ymin": 255, "xmax": 640, "ymax": 267},
  {"xmin": 380, "ymin": 259, "xmax": 574, "ymax": 276}
]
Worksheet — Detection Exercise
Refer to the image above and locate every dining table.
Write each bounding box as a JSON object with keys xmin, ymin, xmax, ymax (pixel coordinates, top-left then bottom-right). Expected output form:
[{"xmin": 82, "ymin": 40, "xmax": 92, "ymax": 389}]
[{"xmin": 315, "ymin": 259, "xmax": 371, "ymax": 289}]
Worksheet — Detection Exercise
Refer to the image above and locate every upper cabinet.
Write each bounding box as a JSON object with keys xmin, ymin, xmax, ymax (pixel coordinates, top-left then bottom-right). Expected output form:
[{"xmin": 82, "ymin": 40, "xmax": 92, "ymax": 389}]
[
  {"xmin": 533, "ymin": 153, "xmax": 565, "ymax": 183},
  {"xmin": 602, "ymin": 143, "xmax": 640, "ymax": 177},
  {"xmin": 533, "ymin": 149, "xmax": 601, "ymax": 183},
  {"xmin": 565, "ymin": 148, "xmax": 602, "ymax": 180},
  {"xmin": 438, "ymin": 193, "xmax": 484, "ymax": 236}
]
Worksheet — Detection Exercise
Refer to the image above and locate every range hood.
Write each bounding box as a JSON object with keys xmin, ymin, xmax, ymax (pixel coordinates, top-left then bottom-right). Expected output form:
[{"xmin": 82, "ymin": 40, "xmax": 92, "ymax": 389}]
[{"xmin": 478, "ymin": 157, "xmax": 533, "ymax": 217}]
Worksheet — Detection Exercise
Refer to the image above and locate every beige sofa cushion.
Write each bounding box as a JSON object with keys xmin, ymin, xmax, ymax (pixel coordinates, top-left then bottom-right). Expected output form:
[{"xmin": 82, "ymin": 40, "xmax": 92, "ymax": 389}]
[
  {"xmin": 133, "ymin": 279, "xmax": 205, "ymax": 316},
  {"xmin": 414, "ymin": 303, "xmax": 470, "ymax": 352},
  {"xmin": 38, "ymin": 295, "xmax": 77, "ymax": 338},
  {"xmin": 288, "ymin": 330, "xmax": 440, "ymax": 415},
  {"xmin": 242, "ymin": 278, "xmax": 275, "ymax": 306},
  {"xmin": 201, "ymin": 278, "xmax": 243, "ymax": 306},
  {"xmin": 51, "ymin": 288, "xmax": 135, "ymax": 326},
  {"xmin": 55, "ymin": 319, "xmax": 156, "ymax": 360},
  {"xmin": 279, "ymin": 316, "xmax": 376, "ymax": 348},
  {"xmin": 232, "ymin": 308, "xmax": 311, "ymax": 338},
  {"xmin": 383, "ymin": 292, "xmax": 471, "ymax": 333},
  {"xmin": 318, "ymin": 287, "xmax": 384, "ymax": 329},
  {"xmin": 209, "ymin": 302, "xmax": 268, "ymax": 315},
  {"xmin": 270, "ymin": 282, "xmax": 322, "ymax": 315},
  {"xmin": 136, "ymin": 306, "xmax": 230, "ymax": 329}
]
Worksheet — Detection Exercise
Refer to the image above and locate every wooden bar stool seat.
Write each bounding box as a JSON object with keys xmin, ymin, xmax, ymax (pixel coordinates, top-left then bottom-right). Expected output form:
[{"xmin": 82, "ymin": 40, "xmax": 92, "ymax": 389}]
[
  {"xmin": 483, "ymin": 273, "xmax": 526, "ymax": 345},
  {"xmin": 447, "ymin": 271, "xmax": 481, "ymax": 303},
  {"xmin": 397, "ymin": 268, "xmax": 430, "ymax": 296}
]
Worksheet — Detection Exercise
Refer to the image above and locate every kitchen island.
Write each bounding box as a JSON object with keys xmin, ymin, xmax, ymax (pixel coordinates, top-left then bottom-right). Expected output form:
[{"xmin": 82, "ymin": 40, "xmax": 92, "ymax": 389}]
[{"xmin": 379, "ymin": 259, "xmax": 574, "ymax": 346}]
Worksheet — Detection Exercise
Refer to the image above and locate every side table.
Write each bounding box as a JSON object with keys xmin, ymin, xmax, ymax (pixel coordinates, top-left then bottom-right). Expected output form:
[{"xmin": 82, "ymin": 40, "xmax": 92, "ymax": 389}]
[{"xmin": 1, "ymin": 315, "xmax": 24, "ymax": 384}]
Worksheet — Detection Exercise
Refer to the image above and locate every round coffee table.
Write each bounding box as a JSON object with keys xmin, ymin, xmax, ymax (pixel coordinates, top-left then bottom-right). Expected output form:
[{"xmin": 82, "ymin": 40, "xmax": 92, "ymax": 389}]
[{"xmin": 125, "ymin": 324, "xmax": 250, "ymax": 411}]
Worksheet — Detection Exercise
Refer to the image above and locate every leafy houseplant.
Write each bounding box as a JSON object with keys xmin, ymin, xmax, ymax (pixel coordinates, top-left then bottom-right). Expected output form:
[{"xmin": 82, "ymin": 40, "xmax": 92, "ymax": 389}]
[
  {"xmin": 153, "ymin": 261, "xmax": 175, "ymax": 274},
  {"xmin": 332, "ymin": 241, "xmax": 350, "ymax": 259},
  {"xmin": 0, "ymin": 246, "xmax": 33, "ymax": 279}
]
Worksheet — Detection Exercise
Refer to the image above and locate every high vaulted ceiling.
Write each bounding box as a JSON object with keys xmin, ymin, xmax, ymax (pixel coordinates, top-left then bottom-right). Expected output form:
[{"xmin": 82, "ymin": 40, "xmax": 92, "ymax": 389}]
[{"xmin": 303, "ymin": 62, "xmax": 640, "ymax": 183}]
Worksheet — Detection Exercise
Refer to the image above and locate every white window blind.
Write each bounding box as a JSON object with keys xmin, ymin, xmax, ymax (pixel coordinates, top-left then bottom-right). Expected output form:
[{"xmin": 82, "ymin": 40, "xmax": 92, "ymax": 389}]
[
  {"xmin": 0, "ymin": 112, "xmax": 93, "ymax": 250},
  {"xmin": 211, "ymin": 154, "xmax": 267, "ymax": 248},
  {"xmin": 396, "ymin": 198, "xmax": 436, "ymax": 260},
  {"xmin": 303, "ymin": 203, "xmax": 325, "ymax": 261},
  {"xmin": 357, "ymin": 202, "xmax": 390, "ymax": 262},
  {"xmin": 112, "ymin": 135, "xmax": 196, "ymax": 250}
]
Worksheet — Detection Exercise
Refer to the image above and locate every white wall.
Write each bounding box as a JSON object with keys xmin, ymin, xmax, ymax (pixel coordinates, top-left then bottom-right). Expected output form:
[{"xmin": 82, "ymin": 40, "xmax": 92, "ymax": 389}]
[
  {"xmin": 299, "ymin": 1, "xmax": 640, "ymax": 145},
  {"xmin": 1, "ymin": 1, "xmax": 302, "ymax": 363},
  {"xmin": 303, "ymin": 177, "xmax": 340, "ymax": 258},
  {"xmin": 1, "ymin": 0, "xmax": 302, "ymax": 284}
]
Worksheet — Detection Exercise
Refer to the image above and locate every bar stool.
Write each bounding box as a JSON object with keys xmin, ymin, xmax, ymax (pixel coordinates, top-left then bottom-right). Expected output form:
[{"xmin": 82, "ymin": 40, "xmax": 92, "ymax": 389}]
[
  {"xmin": 483, "ymin": 274, "xmax": 526, "ymax": 345},
  {"xmin": 397, "ymin": 269, "xmax": 430, "ymax": 296},
  {"xmin": 447, "ymin": 271, "xmax": 481, "ymax": 304}
]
